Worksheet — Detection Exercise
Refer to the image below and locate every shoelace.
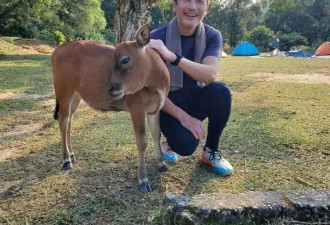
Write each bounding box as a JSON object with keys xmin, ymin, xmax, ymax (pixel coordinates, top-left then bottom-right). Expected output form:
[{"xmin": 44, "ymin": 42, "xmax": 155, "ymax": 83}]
[{"xmin": 208, "ymin": 151, "xmax": 222, "ymax": 162}]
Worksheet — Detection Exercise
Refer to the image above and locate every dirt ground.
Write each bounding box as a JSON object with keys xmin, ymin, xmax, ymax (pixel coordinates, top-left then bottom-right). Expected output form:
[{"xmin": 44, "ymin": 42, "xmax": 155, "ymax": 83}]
[{"xmin": 248, "ymin": 72, "xmax": 330, "ymax": 85}]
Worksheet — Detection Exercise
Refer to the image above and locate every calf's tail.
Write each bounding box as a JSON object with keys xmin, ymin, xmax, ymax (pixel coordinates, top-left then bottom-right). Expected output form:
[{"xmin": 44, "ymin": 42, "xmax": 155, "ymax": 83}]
[{"xmin": 54, "ymin": 100, "xmax": 59, "ymax": 120}]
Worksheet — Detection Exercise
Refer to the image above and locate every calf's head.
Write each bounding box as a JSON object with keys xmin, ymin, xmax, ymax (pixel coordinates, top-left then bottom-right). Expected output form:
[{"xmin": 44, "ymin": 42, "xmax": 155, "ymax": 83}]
[{"xmin": 107, "ymin": 24, "xmax": 151, "ymax": 99}]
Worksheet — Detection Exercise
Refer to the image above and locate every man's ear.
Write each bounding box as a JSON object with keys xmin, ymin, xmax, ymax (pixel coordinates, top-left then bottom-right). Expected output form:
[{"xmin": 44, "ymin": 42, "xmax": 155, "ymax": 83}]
[
  {"xmin": 173, "ymin": 1, "xmax": 177, "ymax": 14},
  {"xmin": 136, "ymin": 24, "xmax": 150, "ymax": 48}
]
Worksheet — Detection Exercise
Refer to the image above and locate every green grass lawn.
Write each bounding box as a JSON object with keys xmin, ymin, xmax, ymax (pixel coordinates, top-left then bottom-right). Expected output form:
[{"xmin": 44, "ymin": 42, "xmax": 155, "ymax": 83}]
[{"xmin": 0, "ymin": 38, "xmax": 329, "ymax": 224}]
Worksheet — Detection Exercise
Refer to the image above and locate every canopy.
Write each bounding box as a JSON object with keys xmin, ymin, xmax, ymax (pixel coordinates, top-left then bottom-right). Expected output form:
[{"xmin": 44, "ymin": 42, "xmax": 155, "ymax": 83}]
[{"xmin": 232, "ymin": 41, "xmax": 259, "ymax": 56}]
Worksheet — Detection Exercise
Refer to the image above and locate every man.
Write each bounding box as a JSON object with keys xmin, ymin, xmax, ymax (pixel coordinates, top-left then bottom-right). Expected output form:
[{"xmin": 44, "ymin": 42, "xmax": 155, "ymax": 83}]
[{"xmin": 148, "ymin": 0, "xmax": 233, "ymax": 175}]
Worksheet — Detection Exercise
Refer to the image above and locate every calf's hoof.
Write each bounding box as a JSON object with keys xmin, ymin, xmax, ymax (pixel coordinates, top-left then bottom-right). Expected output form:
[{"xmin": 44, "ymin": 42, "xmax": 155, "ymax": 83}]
[
  {"xmin": 61, "ymin": 161, "xmax": 72, "ymax": 171},
  {"xmin": 159, "ymin": 164, "xmax": 169, "ymax": 173},
  {"xmin": 139, "ymin": 181, "xmax": 152, "ymax": 193}
]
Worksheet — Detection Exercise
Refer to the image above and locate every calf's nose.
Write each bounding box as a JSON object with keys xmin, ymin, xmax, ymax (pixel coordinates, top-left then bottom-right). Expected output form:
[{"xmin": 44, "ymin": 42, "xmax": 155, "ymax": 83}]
[{"xmin": 107, "ymin": 85, "xmax": 115, "ymax": 93}]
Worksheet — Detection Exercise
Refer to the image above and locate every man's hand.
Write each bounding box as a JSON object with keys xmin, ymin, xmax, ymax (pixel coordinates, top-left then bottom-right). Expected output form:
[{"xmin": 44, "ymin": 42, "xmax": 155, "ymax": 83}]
[
  {"xmin": 179, "ymin": 112, "xmax": 205, "ymax": 141},
  {"xmin": 148, "ymin": 39, "xmax": 176, "ymax": 62}
]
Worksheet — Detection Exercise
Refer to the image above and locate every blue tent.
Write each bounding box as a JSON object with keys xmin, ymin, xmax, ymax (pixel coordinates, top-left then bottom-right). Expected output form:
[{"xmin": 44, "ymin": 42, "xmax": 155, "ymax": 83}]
[
  {"xmin": 284, "ymin": 50, "xmax": 315, "ymax": 58},
  {"xmin": 232, "ymin": 41, "xmax": 260, "ymax": 56}
]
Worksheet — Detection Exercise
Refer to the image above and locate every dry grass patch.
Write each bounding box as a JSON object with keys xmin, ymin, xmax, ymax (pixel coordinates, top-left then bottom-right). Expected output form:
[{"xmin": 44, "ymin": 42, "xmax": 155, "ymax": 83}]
[
  {"xmin": 248, "ymin": 72, "xmax": 330, "ymax": 85},
  {"xmin": 0, "ymin": 37, "xmax": 54, "ymax": 55}
]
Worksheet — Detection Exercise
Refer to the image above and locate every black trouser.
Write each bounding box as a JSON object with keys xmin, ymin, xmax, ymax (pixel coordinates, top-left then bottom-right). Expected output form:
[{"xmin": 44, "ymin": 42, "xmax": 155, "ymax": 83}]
[{"xmin": 160, "ymin": 82, "xmax": 231, "ymax": 156}]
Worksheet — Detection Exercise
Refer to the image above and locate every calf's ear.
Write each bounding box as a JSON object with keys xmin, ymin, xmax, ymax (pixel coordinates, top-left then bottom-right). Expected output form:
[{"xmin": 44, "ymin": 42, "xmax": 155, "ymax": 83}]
[{"xmin": 136, "ymin": 24, "xmax": 150, "ymax": 47}]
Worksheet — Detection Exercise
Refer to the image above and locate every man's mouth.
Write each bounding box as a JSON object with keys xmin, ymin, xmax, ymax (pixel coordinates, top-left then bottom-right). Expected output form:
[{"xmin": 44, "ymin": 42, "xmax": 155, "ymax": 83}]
[{"xmin": 184, "ymin": 13, "xmax": 197, "ymax": 17}]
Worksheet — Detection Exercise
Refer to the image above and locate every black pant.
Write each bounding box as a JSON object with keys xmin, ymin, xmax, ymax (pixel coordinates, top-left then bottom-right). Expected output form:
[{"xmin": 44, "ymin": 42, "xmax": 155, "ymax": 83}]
[{"xmin": 160, "ymin": 82, "xmax": 231, "ymax": 156}]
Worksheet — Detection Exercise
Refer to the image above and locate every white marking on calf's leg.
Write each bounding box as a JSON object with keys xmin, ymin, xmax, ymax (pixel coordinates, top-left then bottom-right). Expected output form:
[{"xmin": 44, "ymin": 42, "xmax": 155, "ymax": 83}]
[{"xmin": 147, "ymin": 113, "xmax": 167, "ymax": 169}]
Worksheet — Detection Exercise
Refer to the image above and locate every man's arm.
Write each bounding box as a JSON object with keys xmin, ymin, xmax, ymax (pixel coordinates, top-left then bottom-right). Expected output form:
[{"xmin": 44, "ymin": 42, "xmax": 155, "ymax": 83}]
[{"xmin": 162, "ymin": 97, "xmax": 205, "ymax": 140}]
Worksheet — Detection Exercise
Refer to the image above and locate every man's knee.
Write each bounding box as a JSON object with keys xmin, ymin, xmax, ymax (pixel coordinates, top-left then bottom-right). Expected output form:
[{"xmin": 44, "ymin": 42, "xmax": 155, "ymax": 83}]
[
  {"xmin": 206, "ymin": 82, "xmax": 231, "ymax": 99},
  {"xmin": 168, "ymin": 134, "xmax": 199, "ymax": 156}
]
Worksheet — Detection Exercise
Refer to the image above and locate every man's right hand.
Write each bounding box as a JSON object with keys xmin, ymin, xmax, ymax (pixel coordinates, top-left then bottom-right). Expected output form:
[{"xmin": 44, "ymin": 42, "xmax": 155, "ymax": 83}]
[
  {"xmin": 179, "ymin": 111, "xmax": 205, "ymax": 141},
  {"xmin": 148, "ymin": 39, "xmax": 176, "ymax": 62}
]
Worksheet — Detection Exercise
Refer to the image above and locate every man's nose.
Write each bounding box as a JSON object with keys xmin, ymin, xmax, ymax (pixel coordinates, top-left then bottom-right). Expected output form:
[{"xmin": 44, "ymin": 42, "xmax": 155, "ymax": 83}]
[{"xmin": 187, "ymin": 0, "xmax": 197, "ymax": 10}]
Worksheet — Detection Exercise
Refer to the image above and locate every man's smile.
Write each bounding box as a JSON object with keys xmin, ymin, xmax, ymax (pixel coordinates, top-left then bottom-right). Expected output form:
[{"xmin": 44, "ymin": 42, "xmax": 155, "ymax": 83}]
[{"xmin": 184, "ymin": 13, "xmax": 197, "ymax": 17}]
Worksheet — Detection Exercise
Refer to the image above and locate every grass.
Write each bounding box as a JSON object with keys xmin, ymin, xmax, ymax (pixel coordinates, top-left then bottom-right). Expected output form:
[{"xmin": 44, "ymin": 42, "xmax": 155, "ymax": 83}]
[{"xmin": 0, "ymin": 37, "xmax": 329, "ymax": 224}]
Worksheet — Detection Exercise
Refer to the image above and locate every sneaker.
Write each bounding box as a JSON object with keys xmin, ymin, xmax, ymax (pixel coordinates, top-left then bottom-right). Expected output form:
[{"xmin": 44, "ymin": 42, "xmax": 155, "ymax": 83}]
[
  {"xmin": 161, "ymin": 137, "xmax": 178, "ymax": 161},
  {"xmin": 201, "ymin": 147, "xmax": 233, "ymax": 176}
]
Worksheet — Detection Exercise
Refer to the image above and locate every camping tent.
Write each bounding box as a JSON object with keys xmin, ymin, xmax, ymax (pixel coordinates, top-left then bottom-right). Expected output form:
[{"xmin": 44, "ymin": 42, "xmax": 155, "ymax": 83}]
[
  {"xmin": 267, "ymin": 48, "xmax": 286, "ymax": 57},
  {"xmin": 221, "ymin": 50, "xmax": 228, "ymax": 58},
  {"xmin": 232, "ymin": 41, "xmax": 259, "ymax": 56},
  {"xmin": 315, "ymin": 42, "xmax": 330, "ymax": 55},
  {"xmin": 284, "ymin": 50, "xmax": 314, "ymax": 58}
]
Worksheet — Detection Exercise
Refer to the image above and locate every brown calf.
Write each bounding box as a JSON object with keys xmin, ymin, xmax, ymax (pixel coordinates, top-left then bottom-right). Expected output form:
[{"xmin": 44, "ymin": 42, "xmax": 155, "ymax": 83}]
[{"xmin": 52, "ymin": 25, "xmax": 170, "ymax": 193}]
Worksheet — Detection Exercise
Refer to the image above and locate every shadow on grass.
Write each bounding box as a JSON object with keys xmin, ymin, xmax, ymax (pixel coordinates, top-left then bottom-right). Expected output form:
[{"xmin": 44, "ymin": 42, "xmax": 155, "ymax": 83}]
[
  {"xmin": 0, "ymin": 99, "xmax": 38, "ymax": 116},
  {"xmin": 0, "ymin": 120, "xmax": 166, "ymax": 224},
  {"xmin": 0, "ymin": 54, "xmax": 51, "ymax": 61},
  {"xmin": 0, "ymin": 141, "xmax": 62, "ymax": 200}
]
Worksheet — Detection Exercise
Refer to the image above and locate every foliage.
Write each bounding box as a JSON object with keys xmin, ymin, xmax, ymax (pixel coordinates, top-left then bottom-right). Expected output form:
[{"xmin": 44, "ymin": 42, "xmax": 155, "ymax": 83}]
[
  {"xmin": 150, "ymin": 0, "xmax": 173, "ymax": 30},
  {"xmin": 102, "ymin": 0, "xmax": 117, "ymax": 29},
  {"xmin": 0, "ymin": 0, "xmax": 329, "ymax": 49},
  {"xmin": 279, "ymin": 32, "xmax": 308, "ymax": 51},
  {"xmin": 36, "ymin": 30, "xmax": 66, "ymax": 46},
  {"xmin": 269, "ymin": 0, "xmax": 296, "ymax": 12},
  {"xmin": 0, "ymin": 0, "xmax": 106, "ymax": 45},
  {"xmin": 101, "ymin": 29, "xmax": 116, "ymax": 45},
  {"xmin": 265, "ymin": 0, "xmax": 330, "ymax": 45},
  {"xmin": 290, "ymin": 45, "xmax": 318, "ymax": 53},
  {"xmin": 245, "ymin": 25, "xmax": 275, "ymax": 52}
]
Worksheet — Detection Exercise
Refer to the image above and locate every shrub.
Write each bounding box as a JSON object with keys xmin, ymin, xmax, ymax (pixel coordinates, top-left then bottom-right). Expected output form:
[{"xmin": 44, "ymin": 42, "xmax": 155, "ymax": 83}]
[
  {"xmin": 102, "ymin": 29, "xmax": 116, "ymax": 45},
  {"xmin": 223, "ymin": 44, "xmax": 233, "ymax": 55},
  {"xmin": 279, "ymin": 32, "xmax": 308, "ymax": 51},
  {"xmin": 35, "ymin": 30, "xmax": 66, "ymax": 46},
  {"xmin": 53, "ymin": 31, "xmax": 66, "ymax": 46},
  {"xmin": 246, "ymin": 26, "xmax": 275, "ymax": 52},
  {"xmin": 291, "ymin": 45, "xmax": 318, "ymax": 53},
  {"xmin": 86, "ymin": 29, "xmax": 106, "ymax": 44}
]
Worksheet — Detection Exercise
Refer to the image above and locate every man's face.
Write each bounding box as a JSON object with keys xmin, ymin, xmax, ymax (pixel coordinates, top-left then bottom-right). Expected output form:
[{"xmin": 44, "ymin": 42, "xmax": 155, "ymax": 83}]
[{"xmin": 173, "ymin": 0, "xmax": 209, "ymax": 33}]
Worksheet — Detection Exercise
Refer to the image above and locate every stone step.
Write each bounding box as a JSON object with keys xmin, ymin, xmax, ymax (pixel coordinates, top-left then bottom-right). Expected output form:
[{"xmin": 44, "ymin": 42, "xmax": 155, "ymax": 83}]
[{"xmin": 162, "ymin": 190, "xmax": 330, "ymax": 225}]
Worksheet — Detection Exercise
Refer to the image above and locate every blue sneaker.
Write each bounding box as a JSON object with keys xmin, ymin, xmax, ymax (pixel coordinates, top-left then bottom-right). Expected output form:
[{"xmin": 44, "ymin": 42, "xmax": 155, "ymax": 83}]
[
  {"xmin": 201, "ymin": 147, "xmax": 233, "ymax": 176},
  {"xmin": 161, "ymin": 138, "xmax": 178, "ymax": 161}
]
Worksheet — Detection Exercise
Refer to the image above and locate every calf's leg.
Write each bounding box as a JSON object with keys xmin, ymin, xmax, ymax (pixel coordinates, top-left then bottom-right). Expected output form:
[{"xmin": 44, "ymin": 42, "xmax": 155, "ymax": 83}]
[
  {"xmin": 67, "ymin": 93, "xmax": 81, "ymax": 163},
  {"xmin": 58, "ymin": 96, "xmax": 73, "ymax": 170},
  {"xmin": 147, "ymin": 113, "xmax": 168, "ymax": 172},
  {"xmin": 128, "ymin": 100, "xmax": 151, "ymax": 193}
]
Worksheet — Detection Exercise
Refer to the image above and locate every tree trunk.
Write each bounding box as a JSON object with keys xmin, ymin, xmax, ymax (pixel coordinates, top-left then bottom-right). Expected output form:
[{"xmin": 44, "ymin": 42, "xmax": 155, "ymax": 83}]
[{"xmin": 115, "ymin": 0, "xmax": 159, "ymax": 43}]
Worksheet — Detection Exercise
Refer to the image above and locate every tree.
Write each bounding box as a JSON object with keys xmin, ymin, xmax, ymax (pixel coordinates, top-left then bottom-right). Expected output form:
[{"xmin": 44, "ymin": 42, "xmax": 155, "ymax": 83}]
[
  {"xmin": 115, "ymin": 0, "xmax": 161, "ymax": 43},
  {"xmin": 0, "ymin": 0, "xmax": 106, "ymax": 43},
  {"xmin": 279, "ymin": 32, "xmax": 308, "ymax": 51},
  {"xmin": 246, "ymin": 25, "xmax": 275, "ymax": 52},
  {"xmin": 150, "ymin": 0, "xmax": 173, "ymax": 30},
  {"xmin": 102, "ymin": 0, "xmax": 117, "ymax": 30},
  {"xmin": 265, "ymin": 0, "xmax": 330, "ymax": 45},
  {"xmin": 221, "ymin": 0, "xmax": 258, "ymax": 47}
]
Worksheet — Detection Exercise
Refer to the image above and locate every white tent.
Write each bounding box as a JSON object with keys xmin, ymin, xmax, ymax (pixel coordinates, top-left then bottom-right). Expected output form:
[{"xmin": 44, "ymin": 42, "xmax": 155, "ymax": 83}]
[
  {"xmin": 221, "ymin": 50, "xmax": 228, "ymax": 58},
  {"xmin": 267, "ymin": 48, "xmax": 286, "ymax": 57}
]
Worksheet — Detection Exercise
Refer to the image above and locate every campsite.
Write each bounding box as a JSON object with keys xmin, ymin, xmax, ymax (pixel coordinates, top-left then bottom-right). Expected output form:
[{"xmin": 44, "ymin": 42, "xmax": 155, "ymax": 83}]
[
  {"xmin": 1, "ymin": 0, "xmax": 330, "ymax": 224},
  {"xmin": 1, "ymin": 37, "xmax": 329, "ymax": 224}
]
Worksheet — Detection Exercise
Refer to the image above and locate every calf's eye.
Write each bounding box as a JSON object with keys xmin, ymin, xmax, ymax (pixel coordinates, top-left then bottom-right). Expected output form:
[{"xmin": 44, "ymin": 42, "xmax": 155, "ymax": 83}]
[{"xmin": 120, "ymin": 56, "xmax": 130, "ymax": 66}]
